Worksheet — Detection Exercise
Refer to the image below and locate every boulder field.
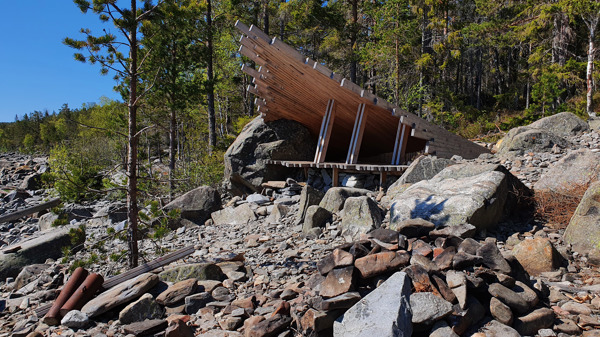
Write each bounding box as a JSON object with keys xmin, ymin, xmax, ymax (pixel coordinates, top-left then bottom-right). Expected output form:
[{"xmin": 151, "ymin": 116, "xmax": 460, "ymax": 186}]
[{"xmin": 1, "ymin": 113, "xmax": 600, "ymax": 336}]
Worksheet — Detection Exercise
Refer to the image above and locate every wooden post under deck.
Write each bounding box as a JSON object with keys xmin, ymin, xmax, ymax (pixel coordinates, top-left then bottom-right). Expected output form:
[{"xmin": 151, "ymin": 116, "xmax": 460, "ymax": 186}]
[
  {"xmin": 346, "ymin": 103, "xmax": 367, "ymax": 164},
  {"xmin": 314, "ymin": 99, "xmax": 336, "ymax": 163}
]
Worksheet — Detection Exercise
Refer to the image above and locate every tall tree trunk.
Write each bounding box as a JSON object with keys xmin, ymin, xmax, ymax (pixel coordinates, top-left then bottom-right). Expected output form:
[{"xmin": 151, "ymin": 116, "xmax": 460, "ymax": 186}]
[
  {"xmin": 585, "ymin": 15, "xmax": 598, "ymax": 117},
  {"xmin": 263, "ymin": 0, "xmax": 269, "ymax": 35},
  {"xmin": 127, "ymin": 0, "xmax": 139, "ymax": 268},
  {"xmin": 349, "ymin": 0, "xmax": 358, "ymax": 83},
  {"xmin": 207, "ymin": 0, "xmax": 217, "ymax": 153}
]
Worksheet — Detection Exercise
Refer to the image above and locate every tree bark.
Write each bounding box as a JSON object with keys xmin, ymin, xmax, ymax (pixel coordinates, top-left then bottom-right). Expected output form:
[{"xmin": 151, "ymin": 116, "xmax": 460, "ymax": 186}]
[
  {"xmin": 207, "ymin": 0, "xmax": 217, "ymax": 153},
  {"xmin": 585, "ymin": 15, "xmax": 598, "ymax": 117},
  {"xmin": 349, "ymin": 0, "xmax": 358, "ymax": 83},
  {"xmin": 127, "ymin": 0, "xmax": 139, "ymax": 268}
]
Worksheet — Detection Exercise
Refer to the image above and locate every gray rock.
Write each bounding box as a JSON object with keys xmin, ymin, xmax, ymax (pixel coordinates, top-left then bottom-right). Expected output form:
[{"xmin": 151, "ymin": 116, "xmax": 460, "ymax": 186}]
[
  {"xmin": 38, "ymin": 212, "xmax": 59, "ymax": 231},
  {"xmin": 334, "ymin": 272, "xmax": 412, "ymax": 337},
  {"xmin": 266, "ymin": 203, "xmax": 289, "ymax": 224},
  {"xmin": 89, "ymin": 202, "xmax": 127, "ymax": 227},
  {"xmin": 534, "ymin": 149, "xmax": 600, "ymax": 194},
  {"xmin": 302, "ymin": 206, "xmax": 331, "ymax": 235},
  {"xmin": 389, "ymin": 218, "xmax": 435, "ymax": 237},
  {"xmin": 81, "ymin": 273, "xmax": 159, "ymax": 317},
  {"xmin": 224, "ymin": 117, "xmax": 315, "ymax": 193},
  {"xmin": 487, "ymin": 283, "xmax": 529, "ymax": 314},
  {"xmin": 446, "ymin": 270, "xmax": 467, "ymax": 309},
  {"xmin": 513, "ymin": 308, "xmax": 555, "ymax": 336},
  {"xmin": 382, "ymin": 156, "xmax": 455, "ymax": 207},
  {"xmin": 528, "ymin": 112, "xmax": 589, "ymax": 137},
  {"xmin": 429, "ymin": 320, "xmax": 459, "ymax": 337},
  {"xmin": 480, "ymin": 320, "xmax": 520, "ymax": 337},
  {"xmin": 0, "ymin": 225, "xmax": 84, "ymax": 280},
  {"xmin": 60, "ymin": 310, "xmax": 90, "ymax": 329},
  {"xmin": 340, "ymin": 196, "xmax": 382, "ymax": 240},
  {"xmin": 477, "ymin": 239, "xmax": 511, "ymax": 274},
  {"xmin": 390, "ymin": 163, "xmax": 530, "ymax": 229},
  {"xmin": 119, "ymin": 293, "xmax": 164, "ymax": 324},
  {"xmin": 489, "ymin": 297, "xmax": 513, "ymax": 326},
  {"xmin": 319, "ymin": 187, "xmax": 371, "ymax": 213},
  {"xmin": 185, "ymin": 292, "xmax": 213, "ymax": 314},
  {"xmin": 19, "ymin": 173, "xmax": 42, "ymax": 190},
  {"xmin": 410, "ymin": 292, "xmax": 453, "ymax": 325},
  {"xmin": 13, "ymin": 264, "xmax": 49, "ymax": 290},
  {"xmin": 429, "ymin": 223, "xmax": 476, "ymax": 239},
  {"xmin": 158, "ymin": 263, "xmax": 225, "ymax": 283},
  {"xmin": 211, "ymin": 204, "xmax": 256, "ymax": 226},
  {"xmin": 497, "ymin": 126, "xmax": 570, "ymax": 157},
  {"xmin": 163, "ymin": 186, "xmax": 221, "ymax": 224},
  {"xmin": 565, "ymin": 181, "xmax": 600, "ymax": 256},
  {"xmin": 296, "ymin": 185, "xmax": 325, "ymax": 224}
]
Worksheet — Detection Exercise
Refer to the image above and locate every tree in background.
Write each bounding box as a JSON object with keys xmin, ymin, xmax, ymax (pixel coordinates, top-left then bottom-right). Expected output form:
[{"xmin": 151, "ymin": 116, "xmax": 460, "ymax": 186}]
[{"xmin": 65, "ymin": 0, "xmax": 161, "ymax": 268}]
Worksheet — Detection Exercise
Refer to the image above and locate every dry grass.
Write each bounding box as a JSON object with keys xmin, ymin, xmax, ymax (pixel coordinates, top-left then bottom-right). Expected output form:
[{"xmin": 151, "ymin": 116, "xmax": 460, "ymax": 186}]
[{"xmin": 533, "ymin": 183, "xmax": 589, "ymax": 229}]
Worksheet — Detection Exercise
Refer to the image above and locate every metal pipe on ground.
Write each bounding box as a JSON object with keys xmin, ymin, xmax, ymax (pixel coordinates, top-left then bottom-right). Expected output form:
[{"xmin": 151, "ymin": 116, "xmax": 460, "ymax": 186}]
[
  {"xmin": 43, "ymin": 267, "xmax": 88, "ymax": 326},
  {"xmin": 59, "ymin": 273, "xmax": 104, "ymax": 317}
]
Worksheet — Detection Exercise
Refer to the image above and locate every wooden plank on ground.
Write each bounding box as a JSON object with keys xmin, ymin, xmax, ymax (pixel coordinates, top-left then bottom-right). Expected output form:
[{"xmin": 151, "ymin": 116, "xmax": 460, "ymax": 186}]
[{"xmin": 0, "ymin": 198, "xmax": 61, "ymax": 224}]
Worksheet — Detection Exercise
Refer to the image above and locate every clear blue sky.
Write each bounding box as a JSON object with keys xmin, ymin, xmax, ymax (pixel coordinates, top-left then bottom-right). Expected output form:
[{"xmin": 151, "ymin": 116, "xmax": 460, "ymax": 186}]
[{"xmin": 0, "ymin": 2, "xmax": 122, "ymax": 123}]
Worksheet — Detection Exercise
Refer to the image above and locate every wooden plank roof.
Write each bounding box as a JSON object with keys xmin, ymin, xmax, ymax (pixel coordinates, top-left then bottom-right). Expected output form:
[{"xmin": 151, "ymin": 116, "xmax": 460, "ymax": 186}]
[{"xmin": 235, "ymin": 21, "xmax": 490, "ymax": 163}]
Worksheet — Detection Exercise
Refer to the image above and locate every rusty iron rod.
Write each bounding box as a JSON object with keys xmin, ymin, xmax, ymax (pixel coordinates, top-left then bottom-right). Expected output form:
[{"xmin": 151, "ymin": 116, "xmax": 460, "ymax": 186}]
[
  {"xmin": 43, "ymin": 267, "xmax": 88, "ymax": 325},
  {"xmin": 59, "ymin": 273, "xmax": 104, "ymax": 317}
]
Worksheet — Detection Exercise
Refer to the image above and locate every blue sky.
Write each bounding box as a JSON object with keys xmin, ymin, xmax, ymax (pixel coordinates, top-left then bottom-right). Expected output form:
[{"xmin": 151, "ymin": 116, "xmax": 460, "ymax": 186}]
[{"xmin": 0, "ymin": 2, "xmax": 122, "ymax": 123}]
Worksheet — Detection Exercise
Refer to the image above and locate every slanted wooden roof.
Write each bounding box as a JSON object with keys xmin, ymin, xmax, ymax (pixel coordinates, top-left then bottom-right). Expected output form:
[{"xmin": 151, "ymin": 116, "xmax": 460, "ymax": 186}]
[{"xmin": 236, "ymin": 21, "xmax": 489, "ymax": 166}]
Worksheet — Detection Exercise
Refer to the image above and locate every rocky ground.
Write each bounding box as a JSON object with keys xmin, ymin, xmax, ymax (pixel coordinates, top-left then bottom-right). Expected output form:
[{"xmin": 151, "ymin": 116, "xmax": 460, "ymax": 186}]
[{"xmin": 1, "ymin": 112, "xmax": 600, "ymax": 336}]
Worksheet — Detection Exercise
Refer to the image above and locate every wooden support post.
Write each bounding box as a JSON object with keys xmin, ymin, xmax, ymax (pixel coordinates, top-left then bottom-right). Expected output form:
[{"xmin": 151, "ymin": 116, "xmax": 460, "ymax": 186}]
[
  {"xmin": 392, "ymin": 124, "xmax": 411, "ymax": 165},
  {"xmin": 399, "ymin": 125, "xmax": 412, "ymax": 165},
  {"xmin": 332, "ymin": 167, "xmax": 339, "ymax": 187},
  {"xmin": 346, "ymin": 103, "xmax": 367, "ymax": 164},
  {"xmin": 314, "ymin": 99, "xmax": 336, "ymax": 163},
  {"xmin": 380, "ymin": 171, "xmax": 387, "ymax": 190},
  {"xmin": 303, "ymin": 167, "xmax": 309, "ymax": 180},
  {"xmin": 391, "ymin": 118, "xmax": 403, "ymax": 165}
]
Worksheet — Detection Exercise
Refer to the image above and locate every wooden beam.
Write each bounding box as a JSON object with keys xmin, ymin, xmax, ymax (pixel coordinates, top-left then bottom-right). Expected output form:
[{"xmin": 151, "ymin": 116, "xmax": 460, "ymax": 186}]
[
  {"xmin": 314, "ymin": 99, "xmax": 336, "ymax": 163},
  {"xmin": 333, "ymin": 167, "xmax": 339, "ymax": 187},
  {"xmin": 241, "ymin": 64, "xmax": 260, "ymax": 79},
  {"xmin": 0, "ymin": 198, "xmax": 61, "ymax": 225},
  {"xmin": 346, "ymin": 103, "xmax": 367, "ymax": 164},
  {"xmin": 247, "ymin": 85, "xmax": 259, "ymax": 96}
]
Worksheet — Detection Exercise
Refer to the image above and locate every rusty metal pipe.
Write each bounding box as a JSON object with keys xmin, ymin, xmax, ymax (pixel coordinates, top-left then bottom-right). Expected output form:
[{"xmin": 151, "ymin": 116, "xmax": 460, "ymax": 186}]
[
  {"xmin": 43, "ymin": 267, "xmax": 89, "ymax": 326},
  {"xmin": 59, "ymin": 273, "xmax": 104, "ymax": 317}
]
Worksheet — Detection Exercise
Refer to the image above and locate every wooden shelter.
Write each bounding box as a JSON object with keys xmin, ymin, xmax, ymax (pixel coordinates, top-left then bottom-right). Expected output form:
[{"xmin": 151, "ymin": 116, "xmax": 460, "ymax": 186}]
[{"xmin": 236, "ymin": 21, "xmax": 489, "ymax": 185}]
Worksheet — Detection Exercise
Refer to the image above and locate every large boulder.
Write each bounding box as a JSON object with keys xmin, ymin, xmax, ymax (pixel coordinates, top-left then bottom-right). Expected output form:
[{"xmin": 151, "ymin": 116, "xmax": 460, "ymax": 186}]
[
  {"xmin": 319, "ymin": 187, "xmax": 371, "ymax": 213},
  {"xmin": 224, "ymin": 117, "xmax": 315, "ymax": 194},
  {"xmin": 527, "ymin": 112, "xmax": 589, "ymax": 137},
  {"xmin": 496, "ymin": 127, "xmax": 569, "ymax": 157},
  {"xmin": 496, "ymin": 112, "xmax": 587, "ymax": 157},
  {"xmin": 340, "ymin": 196, "xmax": 383, "ymax": 240},
  {"xmin": 390, "ymin": 163, "xmax": 531, "ymax": 229},
  {"xmin": 564, "ymin": 181, "xmax": 600, "ymax": 258},
  {"xmin": 534, "ymin": 149, "xmax": 600, "ymax": 194},
  {"xmin": 0, "ymin": 226, "xmax": 85, "ymax": 280},
  {"xmin": 163, "ymin": 186, "xmax": 221, "ymax": 224},
  {"xmin": 383, "ymin": 156, "xmax": 455, "ymax": 207}
]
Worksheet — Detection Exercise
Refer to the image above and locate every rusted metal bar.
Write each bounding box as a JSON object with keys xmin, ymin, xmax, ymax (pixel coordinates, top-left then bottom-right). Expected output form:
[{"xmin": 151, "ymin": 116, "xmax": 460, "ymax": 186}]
[
  {"xmin": 60, "ymin": 273, "xmax": 104, "ymax": 316},
  {"xmin": 43, "ymin": 267, "xmax": 88, "ymax": 325},
  {"xmin": 35, "ymin": 245, "xmax": 196, "ymax": 317}
]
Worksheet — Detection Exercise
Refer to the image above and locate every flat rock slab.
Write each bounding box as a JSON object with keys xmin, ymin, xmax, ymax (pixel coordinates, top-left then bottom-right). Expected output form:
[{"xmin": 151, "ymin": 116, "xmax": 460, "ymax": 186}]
[
  {"xmin": 163, "ymin": 186, "xmax": 221, "ymax": 224},
  {"xmin": 159, "ymin": 263, "xmax": 225, "ymax": 283},
  {"xmin": 513, "ymin": 308, "xmax": 555, "ymax": 336},
  {"xmin": 410, "ymin": 292, "xmax": 452, "ymax": 325},
  {"xmin": 0, "ymin": 226, "xmax": 83, "ymax": 280},
  {"xmin": 82, "ymin": 273, "xmax": 159, "ymax": 318},
  {"xmin": 156, "ymin": 278, "xmax": 198, "ymax": 306},
  {"xmin": 390, "ymin": 163, "xmax": 529, "ymax": 229},
  {"xmin": 334, "ymin": 272, "xmax": 412, "ymax": 337},
  {"xmin": 119, "ymin": 293, "xmax": 164, "ymax": 324},
  {"xmin": 123, "ymin": 319, "xmax": 168, "ymax": 336},
  {"xmin": 354, "ymin": 251, "xmax": 410, "ymax": 278}
]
